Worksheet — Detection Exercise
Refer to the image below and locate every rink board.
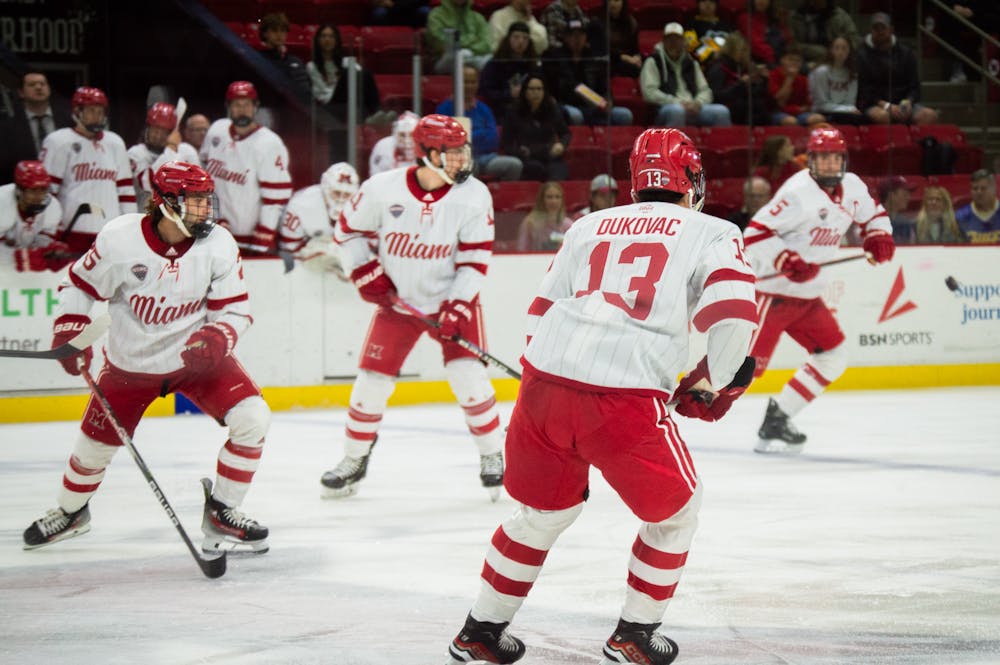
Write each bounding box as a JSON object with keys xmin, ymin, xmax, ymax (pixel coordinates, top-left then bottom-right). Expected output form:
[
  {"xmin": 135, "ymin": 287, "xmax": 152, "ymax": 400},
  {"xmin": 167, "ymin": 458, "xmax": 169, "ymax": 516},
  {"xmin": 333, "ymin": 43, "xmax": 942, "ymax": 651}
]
[{"xmin": 1, "ymin": 246, "xmax": 998, "ymax": 422}]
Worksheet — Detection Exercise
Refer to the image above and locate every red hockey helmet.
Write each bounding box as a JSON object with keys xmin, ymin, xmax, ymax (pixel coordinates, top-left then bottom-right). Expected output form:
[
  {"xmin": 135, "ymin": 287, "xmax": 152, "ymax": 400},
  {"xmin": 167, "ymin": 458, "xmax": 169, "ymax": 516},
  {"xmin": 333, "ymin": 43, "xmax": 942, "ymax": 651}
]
[
  {"xmin": 226, "ymin": 80, "xmax": 258, "ymax": 102},
  {"xmin": 71, "ymin": 86, "xmax": 108, "ymax": 109},
  {"xmin": 629, "ymin": 128, "xmax": 705, "ymax": 209},
  {"xmin": 807, "ymin": 126, "xmax": 847, "ymax": 154},
  {"xmin": 14, "ymin": 160, "xmax": 51, "ymax": 190},
  {"xmin": 151, "ymin": 161, "xmax": 216, "ymax": 239},
  {"xmin": 413, "ymin": 114, "xmax": 472, "ymax": 184},
  {"xmin": 146, "ymin": 102, "xmax": 177, "ymax": 130}
]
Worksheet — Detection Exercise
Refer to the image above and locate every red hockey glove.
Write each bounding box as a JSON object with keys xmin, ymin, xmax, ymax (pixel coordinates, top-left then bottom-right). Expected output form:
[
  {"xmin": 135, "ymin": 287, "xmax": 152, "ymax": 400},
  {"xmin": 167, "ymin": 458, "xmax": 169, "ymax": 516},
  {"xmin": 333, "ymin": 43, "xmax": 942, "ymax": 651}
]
[
  {"xmin": 863, "ymin": 230, "xmax": 895, "ymax": 265},
  {"xmin": 675, "ymin": 356, "xmax": 756, "ymax": 422},
  {"xmin": 775, "ymin": 249, "xmax": 820, "ymax": 283},
  {"xmin": 438, "ymin": 299, "xmax": 474, "ymax": 340},
  {"xmin": 249, "ymin": 223, "xmax": 277, "ymax": 253},
  {"xmin": 350, "ymin": 259, "xmax": 397, "ymax": 308},
  {"xmin": 14, "ymin": 241, "xmax": 72, "ymax": 272},
  {"xmin": 181, "ymin": 323, "xmax": 236, "ymax": 372},
  {"xmin": 52, "ymin": 314, "xmax": 93, "ymax": 376}
]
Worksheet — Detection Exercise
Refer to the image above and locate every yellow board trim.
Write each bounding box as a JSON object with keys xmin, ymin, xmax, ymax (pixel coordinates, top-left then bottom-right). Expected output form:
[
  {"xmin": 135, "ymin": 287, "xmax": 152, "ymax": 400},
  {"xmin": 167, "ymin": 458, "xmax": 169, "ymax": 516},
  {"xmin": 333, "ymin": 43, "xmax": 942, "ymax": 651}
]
[{"xmin": 1, "ymin": 364, "xmax": 997, "ymax": 424}]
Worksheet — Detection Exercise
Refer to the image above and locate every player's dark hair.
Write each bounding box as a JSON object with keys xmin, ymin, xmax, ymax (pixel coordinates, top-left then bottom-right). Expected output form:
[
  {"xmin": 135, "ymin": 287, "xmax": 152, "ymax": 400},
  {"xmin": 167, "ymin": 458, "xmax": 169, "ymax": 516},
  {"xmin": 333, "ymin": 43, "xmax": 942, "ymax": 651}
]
[{"xmin": 636, "ymin": 190, "xmax": 685, "ymax": 203}]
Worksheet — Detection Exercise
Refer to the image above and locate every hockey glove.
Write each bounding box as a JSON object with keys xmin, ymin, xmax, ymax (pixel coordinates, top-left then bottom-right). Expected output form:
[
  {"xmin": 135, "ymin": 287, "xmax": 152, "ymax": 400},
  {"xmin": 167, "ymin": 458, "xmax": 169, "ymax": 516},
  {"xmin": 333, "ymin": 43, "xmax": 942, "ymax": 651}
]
[
  {"xmin": 14, "ymin": 241, "xmax": 72, "ymax": 272},
  {"xmin": 438, "ymin": 299, "xmax": 474, "ymax": 340},
  {"xmin": 775, "ymin": 249, "xmax": 820, "ymax": 283},
  {"xmin": 249, "ymin": 223, "xmax": 278, "ymax": 254},
  {"xmin": 350, "ymin": 259, "xmax": 397, "ymax": 308},
  {"xmin": 863, "ymin": 230, "xmax": 895, "ymax": 265},
  {"xmin": 181, "ymin": 323, "xmax": 236, "ymax": 372},
  {"xmin": 675, "ymin": 356, "xmax": 756, "ymax": 422},
  {"xmin": 52, "ymin": 314, "xmax": 93, "ymax": 376}
]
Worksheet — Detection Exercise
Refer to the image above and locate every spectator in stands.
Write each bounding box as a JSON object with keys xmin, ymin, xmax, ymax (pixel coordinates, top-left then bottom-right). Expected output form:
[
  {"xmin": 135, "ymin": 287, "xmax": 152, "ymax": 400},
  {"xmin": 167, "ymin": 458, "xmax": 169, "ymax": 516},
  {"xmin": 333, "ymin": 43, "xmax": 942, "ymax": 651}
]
[
  {"xmin": 687, "ymin": 0, "xmax": 734, "ymax": 65},
  {"xmin": 370, "ymin": 0, "xmax": 430, "ymax": 28},
  {"xmin": 436, "ymin": 65, "xmax": 523, "ymax": 180},
  {"xmin": 182, "ymin": 114, "xmax": 211, "ymax": 156},
  {"xmin": 589, "ymin": 0, "xmax": 642, "ymax": 77},
  {"xmin": 540, "ymin": 0, "xmax": 591, "ymax": 51},
  {"xmin": 516, "ymin": 180, "xmax": 574, "ymax": 251},
  {"xmin": 728, "ymin": 175, "xmax": 772, "ymax": 231},
  {"xmin": 641, "ymin": 22, "xmax": 731, "ymax": 128},
  {"xmin": 808, "ymin": 36, "xmax": 865, "ymax": 125},
  {"xmin": 0, "ymin": 71, "xmax": 71, "ymax": 182},
  {"xmin": 769, "ymin": 45, "xmax": 826, "ymax": 126},
  {"xmin": 737, "ymin": 0, "xmax": 792, "ymax": 66},
  {"xmin": 789, "ymin": 0, "xmax": 859, "ymax": 66},
  {"xmin": 706, "ymin": 31, "xmax": 771, "ymax": 126},
  {"xmin": 500, "ymin": 73, "xmax": 570, "ymax": 181},
  {"xmin": 543, "ymin": 19, "xmax": 633, "ymax": 126},
  {"xmin": 858, "ymin": 13, "xmax": 938, "ymax": 125},
  {"xmin": 488, "ymin": 0, "xmax": 548, "ymax": 54},
  {"xmin": 575, "ymin": 174, "xmax": 618, "ymax": 218},
  {"xmin": 426, "ymin": 0, "xmax": 493, "ymax": 74},
  {"xmin": 479, "ymin": 22, "xmax": 542, "ymax": 118},
  {"xmin": 934, "ymin": 0, "xmax": 1000, "ymax": 83},
  {"xmin": 754, "ymin": 135, "xmax": 804, "ymax": 191},
  {"xmin": 914, "ymin": 186, "xmax": 967, "ymax": 243},
  {"xmin": 258, "ymin": 12, "xmax": 312, "ymax": 104},
  {"xmin": 955, "ymin": 169, "xmax": 1000, "ymax": 243},
  {"xmin": 879, "ymin": 176, "xmax": 917, "ymax": 244}
]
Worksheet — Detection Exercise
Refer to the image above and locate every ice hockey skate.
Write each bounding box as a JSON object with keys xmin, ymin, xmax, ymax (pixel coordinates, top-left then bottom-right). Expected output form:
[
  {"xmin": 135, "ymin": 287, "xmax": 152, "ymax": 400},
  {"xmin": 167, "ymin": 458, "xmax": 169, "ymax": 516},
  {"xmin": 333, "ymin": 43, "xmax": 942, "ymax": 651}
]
[
  {"xmin": 754, "ymin": 398, "xmax": 807, "ymax": 454},
  {"xmin": 600, "ymin": 619, "xmax": 678, "ymax": 665},
  {"xmin": 200, "ymin": 478, "xmax": 269, "ymax": 554},
  {"xmin": 320, "ymin": 438, "xmax": 376, "ymax": 498},
  {"xmin": 23, "ymin": 505, "xmax": 92, "ymax": 550},
  {"xmin": 447, "ymin": 614, "xmax": 525, "ymax": 664},
  {"xmin": 479, "ymin": 451, "xmax": 504, "ymax": 502}
]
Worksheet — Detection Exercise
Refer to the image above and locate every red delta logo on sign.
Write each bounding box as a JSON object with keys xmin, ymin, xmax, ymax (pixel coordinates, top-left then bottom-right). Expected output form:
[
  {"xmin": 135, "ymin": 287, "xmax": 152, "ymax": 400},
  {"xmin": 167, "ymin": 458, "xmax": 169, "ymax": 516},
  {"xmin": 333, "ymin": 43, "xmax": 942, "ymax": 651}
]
[{"xmin": 878, "ymin": 267, "xmax": 918, "ymax": 323}]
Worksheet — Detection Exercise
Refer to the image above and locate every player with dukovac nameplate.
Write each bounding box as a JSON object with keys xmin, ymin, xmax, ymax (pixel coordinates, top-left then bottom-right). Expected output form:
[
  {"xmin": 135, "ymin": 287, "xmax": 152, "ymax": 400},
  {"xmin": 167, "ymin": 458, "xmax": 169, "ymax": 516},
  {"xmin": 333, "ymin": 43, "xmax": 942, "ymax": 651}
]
[
  {"xmin": 446, "ymin": 128, "xmax": 758, "ymax": 665},
  {"xmin": 21, "ymin": 161, "xmax": 272, "ymax": 556},
  {"xmin": 743, "ymin": 126, "xmax": 895, "ymax": 454},
  {"xmin": 41, "ymin": 86, "xmax": 136, "ymax": 254},
  {"xmin": 201, "ymin": 80, "xmax": 292, "ymax": 255},
  {"xmin": 320, "ymin": 114, "xmax": 506, "ymax": 501}
]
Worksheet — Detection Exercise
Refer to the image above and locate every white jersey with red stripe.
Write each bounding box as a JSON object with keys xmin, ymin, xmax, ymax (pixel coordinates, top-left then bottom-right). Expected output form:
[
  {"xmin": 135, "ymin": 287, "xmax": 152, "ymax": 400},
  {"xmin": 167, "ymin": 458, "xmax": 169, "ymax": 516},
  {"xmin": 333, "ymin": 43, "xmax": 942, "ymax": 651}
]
[
  {"xmin": 201, "ymin": 119, "xmax": 292, "ymax": 248},
  {"xmin": 128, "ymin": 142, "xmax": 203, "ymax": 211},
  {"xmin": 522, "ymin": 201, "xmax": 758, "ymax": 398},
  {"xmin": 57, "ymin": 213, "xmax": 252, "ymax": 376},
  {"xmin": 0, "ymin": 183, "xmax": 63, "ymax": 249},
  {"xmin": 41, "ymin": 127, "xmax": 136, "ymax": 246},
  {"xmin": 743, "ymin": 170, "xmax": 890, "ymax": 299},
  {"xmin": 335, "ymin": 166, "xmax": 494, "ymax": 313},
  {"xmin": 368, "ymin": 136, "xmax": 414, "ymax": 176},
  {"xmin": 278, "ymin": 184, "xmax": 332, "ymax": 252}
]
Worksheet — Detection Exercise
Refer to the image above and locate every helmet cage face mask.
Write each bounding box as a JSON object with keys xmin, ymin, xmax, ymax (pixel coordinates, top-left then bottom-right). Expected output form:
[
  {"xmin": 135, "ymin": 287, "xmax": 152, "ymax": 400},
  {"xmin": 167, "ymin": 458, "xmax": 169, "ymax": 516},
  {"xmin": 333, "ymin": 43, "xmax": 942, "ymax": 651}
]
[
  {"xmin": 14, "ymin": 161, "xmax": 51, "ymax": 215},
  {"xmin": 151, "ymin": 162, "xmax": 217, "ymax": 239},
  {"xmin": 71, "ymin": 87, "xmax": 109, "ymax": 134},
  {"xmin": 807, "ymin": 128, "xmax": 847, "ymax": 187},
  {"xmin": 414, "ymin": 114, "xmax": 472, "ymax": 185},
  {"xmin": 808, "ymin": 152, "xmax": 847, "ymax": 188},
  {"xmin": 321, "ymin": 163, "xmax": 360, "ymax": 221}
]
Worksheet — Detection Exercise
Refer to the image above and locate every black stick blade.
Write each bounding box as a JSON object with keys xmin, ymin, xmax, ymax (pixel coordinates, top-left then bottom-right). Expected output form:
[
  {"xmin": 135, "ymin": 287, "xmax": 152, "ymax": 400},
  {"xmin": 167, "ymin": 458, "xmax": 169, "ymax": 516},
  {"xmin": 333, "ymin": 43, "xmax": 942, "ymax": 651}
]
[{"xmin": 200, "ymin": 552, "xmax": 227, "ymax": 578}]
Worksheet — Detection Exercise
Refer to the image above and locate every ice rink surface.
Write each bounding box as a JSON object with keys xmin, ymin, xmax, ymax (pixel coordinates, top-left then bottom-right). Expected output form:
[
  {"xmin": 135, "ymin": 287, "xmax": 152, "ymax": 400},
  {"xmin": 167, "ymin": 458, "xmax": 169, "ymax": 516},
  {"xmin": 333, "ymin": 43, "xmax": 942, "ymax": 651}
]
[{"xmin": 2, "ymin": 388, "xmax": 998, "ymax": 665}]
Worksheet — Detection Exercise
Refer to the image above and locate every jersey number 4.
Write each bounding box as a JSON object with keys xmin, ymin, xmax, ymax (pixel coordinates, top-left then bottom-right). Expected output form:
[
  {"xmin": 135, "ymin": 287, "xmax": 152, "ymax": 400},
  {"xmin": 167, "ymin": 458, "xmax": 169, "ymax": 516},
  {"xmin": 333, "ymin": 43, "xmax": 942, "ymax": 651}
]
[{"xmin": 575, "ymin": 241, "xmax": 667, "ymax": 321}]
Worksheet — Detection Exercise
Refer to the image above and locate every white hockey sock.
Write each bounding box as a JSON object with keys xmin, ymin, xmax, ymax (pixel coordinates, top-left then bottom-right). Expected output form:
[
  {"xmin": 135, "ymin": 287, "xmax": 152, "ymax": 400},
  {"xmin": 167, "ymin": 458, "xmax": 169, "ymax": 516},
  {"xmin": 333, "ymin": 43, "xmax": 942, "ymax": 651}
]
[
  {"xmin": 343, "ymin": 370, "xmax": 395, "ymax": 458},
  {"xmin": 776, "ymin": 345, "xmax": 846, "ymax": 418},
  {"xmin": 462, "ymin": 395, "xmax": 503, "ymax": 456},
  {"xmin": 57, "ymin": 433, "xmax": 119, "ymax": 513},
  {"xmin": 446, "ymin": 358, "xmax": 503, "ymax": 456},
  {"xmin": 214, "ymin": 396, "xmax": 269, "ymax": 507}
]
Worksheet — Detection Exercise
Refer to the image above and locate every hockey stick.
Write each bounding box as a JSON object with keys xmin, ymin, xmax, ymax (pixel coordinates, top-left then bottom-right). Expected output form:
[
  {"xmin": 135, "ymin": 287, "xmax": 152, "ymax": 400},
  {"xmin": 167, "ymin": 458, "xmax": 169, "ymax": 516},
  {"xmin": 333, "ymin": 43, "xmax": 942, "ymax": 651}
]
[
  {"xmin": 0, "ymin": 314, "xmax": 110, "ymax": 359},
  {"xmin": 78, "ymin": 363, "xmax": 227, "ymax": 579},
  {"xmin": 59, "ymin": 203, "xmax": 92, "ymax": 242},
  {"xmin": 391, "ymin": 295, "xmax": 522, "ymax": 380},
  {"xmin": 757, "ymin": 253, "xmax": 869, "ymax": 281}
]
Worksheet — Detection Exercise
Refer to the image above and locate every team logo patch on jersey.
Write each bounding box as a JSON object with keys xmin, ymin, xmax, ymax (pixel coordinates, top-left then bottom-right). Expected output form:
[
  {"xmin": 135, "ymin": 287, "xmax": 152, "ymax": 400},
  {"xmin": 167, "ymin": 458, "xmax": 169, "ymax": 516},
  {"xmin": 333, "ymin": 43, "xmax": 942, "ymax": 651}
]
[
  {"xmin": 212, "ymin": 136, "xmax": 221, "ymax": 147},
  {"xmin": 131, "ymin": 264, "xmax": 149, "ymax": 281},
  {"xmin": 389, "ymin": 204, "xmax": 405, "ymax": 218},
  {"xmin": 819, "ymin": 208, "xmax": 828, "ymax": 220},
  {"xmin": 72, "ymin": 142, "xmax": 81, "ymax": 153}
]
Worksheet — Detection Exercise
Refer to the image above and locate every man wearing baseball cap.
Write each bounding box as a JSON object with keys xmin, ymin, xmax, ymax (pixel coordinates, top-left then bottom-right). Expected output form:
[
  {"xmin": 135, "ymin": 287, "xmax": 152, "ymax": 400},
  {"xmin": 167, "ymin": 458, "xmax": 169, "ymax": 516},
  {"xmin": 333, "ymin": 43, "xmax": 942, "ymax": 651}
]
[
  {"xmin": 879, "ymin": 175, "xmax": 916, "ymax": 243},
  {"xmin": 640, "ymin": 22, "xmax": 731, "ymax": 127},
  {"xmin": 576, "ymin": 174, "xmax": 618, "ymax": 219}
]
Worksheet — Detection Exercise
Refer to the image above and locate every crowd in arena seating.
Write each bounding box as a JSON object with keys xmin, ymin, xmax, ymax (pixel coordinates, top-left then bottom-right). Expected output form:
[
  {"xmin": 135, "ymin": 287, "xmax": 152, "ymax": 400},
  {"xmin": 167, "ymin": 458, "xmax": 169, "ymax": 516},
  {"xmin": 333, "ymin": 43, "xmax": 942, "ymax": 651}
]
[{"xmin": 2, "ymin": 0, "xmax": 1000, "ymax": 259}]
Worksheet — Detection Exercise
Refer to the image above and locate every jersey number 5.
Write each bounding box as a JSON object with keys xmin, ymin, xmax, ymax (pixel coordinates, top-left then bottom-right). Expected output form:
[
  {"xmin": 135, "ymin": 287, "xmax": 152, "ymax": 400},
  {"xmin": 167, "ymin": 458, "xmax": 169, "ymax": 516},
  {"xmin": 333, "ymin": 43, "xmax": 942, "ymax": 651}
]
[{"xmin": 575, "ymin": 241, "xmax": 668, "ymax": 321}]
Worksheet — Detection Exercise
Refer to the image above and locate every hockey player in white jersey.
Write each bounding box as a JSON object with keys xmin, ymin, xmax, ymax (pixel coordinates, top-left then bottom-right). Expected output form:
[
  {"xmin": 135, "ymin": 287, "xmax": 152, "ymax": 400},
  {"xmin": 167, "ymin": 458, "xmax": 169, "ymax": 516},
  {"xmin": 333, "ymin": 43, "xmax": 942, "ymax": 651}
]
[
  {"xmin": 22, "ymin": 161, "xmax": 271, "ymax": 555},
  {"xmin": 320, "ymin": 114, "xmax": 504, "ymax": 500},
  {"xmin": 202, "ymin": 80, "xmax": 292, "ymax": 255},
  {"xmin": 277, "ymin": 161, "xmax": 359, "ymax": 275},
  {"xmin": 446, "ymin": 128, "xmax": 758, "ymax": 665},
  {"xmin": 41, "ymin": 86, "xmax": 136, "ymax": 254},
  {"xmin": 128, "ymin": 102, "xmax": 199, "ymax": 211},
  {"xmin": 368, "ymin": 110, "xmax": 419, "ymax": 176},
  {"xmin": 0, "ymin": 160, "xmax": 71, "ymax": 272},
  {"xmin": 743, "ymin": 127, "xmax": 895, "ymax": 454}
]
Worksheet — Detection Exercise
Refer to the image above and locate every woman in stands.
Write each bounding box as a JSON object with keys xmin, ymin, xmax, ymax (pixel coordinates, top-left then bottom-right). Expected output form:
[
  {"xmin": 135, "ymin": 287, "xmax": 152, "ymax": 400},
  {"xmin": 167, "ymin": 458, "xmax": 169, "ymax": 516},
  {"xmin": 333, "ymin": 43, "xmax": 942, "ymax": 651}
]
[
  {"xmin": 706, "ymin": 31, "xmax": 771, "ymax": 126},
  {"xmin": 754, "ymin": 134, "xmax": 803, "ymax": 192},
  {"xmin": 915, "ymin": 186, "xmax": 968, "ymax": 244},
  {"xmin": 516, "ymin": 181, "xmax": 574, "ymax": 251},
  {"xmin": 479, "ymin": 22, "xmax": 542, "ymax": 119},
  {"xmin": 808, "ymin": 35, "xmax": 866, "ymax": 125},
  {"xmin": 500, "ymin": 73, "xmax": 570, "ymax": 182},
  {"xmin": 588, "ymin": 0, "xmax": 641, "ymax": 77}
]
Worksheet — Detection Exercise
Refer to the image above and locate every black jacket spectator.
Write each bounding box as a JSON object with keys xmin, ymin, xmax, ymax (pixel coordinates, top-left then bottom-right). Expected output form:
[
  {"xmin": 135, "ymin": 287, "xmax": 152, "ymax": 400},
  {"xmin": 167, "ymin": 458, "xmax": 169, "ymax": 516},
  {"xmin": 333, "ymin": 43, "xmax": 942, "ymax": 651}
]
[
  {"xmin": 500, "ymin": 73, "xmax": 570, "ymax": 181},
  {"xmin": 588, "ymin": 0, "xmax": 641, "ymax": 77},
  {"xmin": 479, "ymin": 22, "xmax": 542, "ymax": 118},
  {"xmin": 705, "ymin": 32, "xmax": 771, "ymax": 126},
  {"xmin": 0, "ymin": 73, "xmax": 72, "ymax": 182},
  {"xmin": 856, "ymin": 33, "xmax": 921, "ymax": 112}
]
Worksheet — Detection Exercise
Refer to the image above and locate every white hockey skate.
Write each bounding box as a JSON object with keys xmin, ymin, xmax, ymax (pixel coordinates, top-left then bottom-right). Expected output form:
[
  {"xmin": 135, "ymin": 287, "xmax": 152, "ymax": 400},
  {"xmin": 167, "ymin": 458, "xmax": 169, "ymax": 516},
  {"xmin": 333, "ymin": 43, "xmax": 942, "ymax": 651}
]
[
  {"xmin": 200, "ymin": 478, "xmax": 269, "ymax": 554},
  {"xmin": 479, "ymin": 451, "xmax": 504, "ymax": 502}
]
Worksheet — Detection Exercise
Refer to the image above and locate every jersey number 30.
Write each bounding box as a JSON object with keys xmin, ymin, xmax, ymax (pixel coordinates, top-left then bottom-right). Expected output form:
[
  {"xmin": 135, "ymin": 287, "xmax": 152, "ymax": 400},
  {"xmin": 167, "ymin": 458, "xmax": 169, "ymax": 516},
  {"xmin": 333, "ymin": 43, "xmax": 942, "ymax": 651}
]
[{"xmin": 575, "ymin": 241, "xmax": 667, "ymax": 321}]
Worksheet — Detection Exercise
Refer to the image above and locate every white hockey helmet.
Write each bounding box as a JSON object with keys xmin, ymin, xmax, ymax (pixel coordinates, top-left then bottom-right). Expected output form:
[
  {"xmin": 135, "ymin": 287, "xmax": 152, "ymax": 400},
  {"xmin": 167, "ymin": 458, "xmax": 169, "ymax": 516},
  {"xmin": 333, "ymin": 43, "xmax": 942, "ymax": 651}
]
[
  {"xmin": 321, "ymin": 162, "xmax": 360, "ymax": 220},
  {"xmin": 393, "ymin": 110, "xmax": 420, "ymax": 162}
]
